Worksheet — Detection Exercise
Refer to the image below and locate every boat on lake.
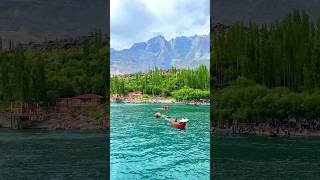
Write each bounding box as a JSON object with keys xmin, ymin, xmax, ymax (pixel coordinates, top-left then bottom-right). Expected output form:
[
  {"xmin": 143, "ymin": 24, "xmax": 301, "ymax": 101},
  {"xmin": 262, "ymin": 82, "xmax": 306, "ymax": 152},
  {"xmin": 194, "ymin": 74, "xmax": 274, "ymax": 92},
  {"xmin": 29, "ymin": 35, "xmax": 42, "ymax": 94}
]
[
  {"xmin": 163, "ymin": 105, "xmax": 170, "ymax": 110},
  {"xmin": 154, "ymin": 112, "xmax": 161, "ymax": 118},
  {"xmin": 163, "ymin": 115, "xmax": 189, "ymax": 129},
  {"xmin": 171, "ymin": 119, "xmax": 188, "ymax": 129}
]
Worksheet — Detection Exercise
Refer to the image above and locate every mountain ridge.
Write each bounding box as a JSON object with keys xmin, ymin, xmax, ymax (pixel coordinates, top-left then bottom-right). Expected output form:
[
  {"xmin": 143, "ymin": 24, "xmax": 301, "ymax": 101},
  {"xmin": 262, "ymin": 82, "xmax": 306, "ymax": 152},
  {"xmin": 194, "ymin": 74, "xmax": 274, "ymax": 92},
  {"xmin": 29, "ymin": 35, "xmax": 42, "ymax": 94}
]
[{"xmin": 111, "ymin": 34, "xmax": 209, "ymax": 75}]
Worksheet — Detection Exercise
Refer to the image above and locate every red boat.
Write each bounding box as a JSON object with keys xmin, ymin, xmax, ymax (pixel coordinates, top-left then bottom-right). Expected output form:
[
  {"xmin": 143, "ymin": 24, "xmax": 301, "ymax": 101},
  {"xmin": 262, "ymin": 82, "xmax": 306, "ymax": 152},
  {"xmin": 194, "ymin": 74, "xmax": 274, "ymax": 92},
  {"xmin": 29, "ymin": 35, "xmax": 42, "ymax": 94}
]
[
  {"xmin": 163, "ymin": 105, "xmax": 170, "ymax": 110},
  {"xmin": 171, "ymin": 120, "xmax": 186, "ymax": 129}
]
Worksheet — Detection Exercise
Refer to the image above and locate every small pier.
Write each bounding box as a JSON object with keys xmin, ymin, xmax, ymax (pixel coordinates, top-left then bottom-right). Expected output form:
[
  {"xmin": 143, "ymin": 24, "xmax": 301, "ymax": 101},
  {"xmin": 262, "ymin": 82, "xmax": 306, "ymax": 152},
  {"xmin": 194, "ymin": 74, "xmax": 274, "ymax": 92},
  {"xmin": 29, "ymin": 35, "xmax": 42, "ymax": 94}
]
[{"xmin": 9, "ymin": 103, "xmax": 43, "ymax": 129}]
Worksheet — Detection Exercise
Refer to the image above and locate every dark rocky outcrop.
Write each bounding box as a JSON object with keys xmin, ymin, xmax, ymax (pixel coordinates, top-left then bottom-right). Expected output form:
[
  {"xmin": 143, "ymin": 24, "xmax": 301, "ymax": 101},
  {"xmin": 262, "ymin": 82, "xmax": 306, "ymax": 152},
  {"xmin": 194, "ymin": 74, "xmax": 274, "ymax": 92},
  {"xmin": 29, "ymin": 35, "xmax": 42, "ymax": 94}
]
[
  {"xmin": 20, "ymin": 34, "xmax": 108, "ymax": 51},
  {"xmin": 212, "ymin": 23, "xmax": 230, "ymax": 35}
]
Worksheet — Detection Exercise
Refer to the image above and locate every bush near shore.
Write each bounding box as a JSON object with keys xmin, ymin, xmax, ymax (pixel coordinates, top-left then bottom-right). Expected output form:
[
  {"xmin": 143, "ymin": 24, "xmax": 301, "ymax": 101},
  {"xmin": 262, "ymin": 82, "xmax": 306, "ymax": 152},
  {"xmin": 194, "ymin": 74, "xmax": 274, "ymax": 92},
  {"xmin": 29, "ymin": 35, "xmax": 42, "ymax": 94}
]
[
  {"xmin": 213, "ymin": 78, "xmax": 320, "ymax": 126},
  {"xmin": 172, "ymin": 87, "xmax": 209, "ymax": 101}
]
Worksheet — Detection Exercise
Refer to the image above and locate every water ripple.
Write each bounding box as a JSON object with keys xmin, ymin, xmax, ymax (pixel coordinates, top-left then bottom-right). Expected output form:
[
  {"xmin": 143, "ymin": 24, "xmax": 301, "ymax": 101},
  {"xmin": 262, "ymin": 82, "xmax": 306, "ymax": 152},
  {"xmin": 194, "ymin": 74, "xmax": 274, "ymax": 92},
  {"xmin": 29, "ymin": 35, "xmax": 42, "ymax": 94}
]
[
  {"xmin": 110, "ymin": 103, "xmax": 210, "ymax": 180},
  {"xmin": 0, "ymin": 130, "xmax": 107, "ymax": 179}
]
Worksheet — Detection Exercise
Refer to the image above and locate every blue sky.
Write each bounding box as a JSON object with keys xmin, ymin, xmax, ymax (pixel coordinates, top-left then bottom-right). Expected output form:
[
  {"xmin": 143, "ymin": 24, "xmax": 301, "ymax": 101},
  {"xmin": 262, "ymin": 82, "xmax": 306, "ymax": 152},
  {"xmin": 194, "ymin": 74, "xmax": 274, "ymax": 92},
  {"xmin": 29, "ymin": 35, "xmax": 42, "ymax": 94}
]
[{"xmin": 111, "ymin": 0, "xmax": 210, "ymax": 50}]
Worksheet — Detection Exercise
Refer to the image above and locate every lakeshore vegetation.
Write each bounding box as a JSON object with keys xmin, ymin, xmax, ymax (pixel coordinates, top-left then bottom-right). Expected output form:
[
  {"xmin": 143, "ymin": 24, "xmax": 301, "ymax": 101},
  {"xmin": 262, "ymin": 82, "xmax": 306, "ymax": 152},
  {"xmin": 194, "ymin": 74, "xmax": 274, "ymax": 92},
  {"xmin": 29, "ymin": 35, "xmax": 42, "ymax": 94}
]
[
  {"xmin": 0, "ymin": 33, "xmax": 108, "ymax": 105},
  {"xmin": 111, "ymin": 65, "xmax": 210, "ymax": 101},
  {"xmin": 212, "ymin": 10, "xmax": 320, "ymax": 126}
]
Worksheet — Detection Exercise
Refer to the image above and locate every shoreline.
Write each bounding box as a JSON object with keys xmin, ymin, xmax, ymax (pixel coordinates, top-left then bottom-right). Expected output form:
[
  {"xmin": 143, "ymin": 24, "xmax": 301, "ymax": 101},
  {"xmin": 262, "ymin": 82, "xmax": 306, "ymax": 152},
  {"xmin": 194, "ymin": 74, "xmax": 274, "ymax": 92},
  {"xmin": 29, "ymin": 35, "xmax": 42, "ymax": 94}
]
[
  {"xmin": 0, "ymin": 105, "xmax": 108, "ymax": 131},
  {"xmin": 212, "ymin": 127, "xmax": 320, "ymax": 138},
  {"xmin": 110, "ymin": 100, "xmax": 210, "ymax": 106},
  {"xmin": 0, "ymin": 127, "xmax": 108, "ymax": 132},
  {"xmin": 110, "ymin": 94, "xmax": 210, "ymax": 106}
]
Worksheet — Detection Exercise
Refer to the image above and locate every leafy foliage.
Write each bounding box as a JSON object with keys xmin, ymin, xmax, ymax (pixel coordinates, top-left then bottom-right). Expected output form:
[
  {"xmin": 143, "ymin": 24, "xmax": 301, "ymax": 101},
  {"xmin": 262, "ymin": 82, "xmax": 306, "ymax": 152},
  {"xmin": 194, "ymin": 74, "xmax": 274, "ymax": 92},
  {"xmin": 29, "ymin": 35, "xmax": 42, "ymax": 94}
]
[
  {"xmin": 0, "ymin": 33, "xmax": 108, "ymax": 104},
  {"xmin": 213, "ymin": 78, "xmax": 320, "ymax": 123},
  {"xmin": 172, "ymin": 87, "xmax": 209, "ymax": 100},
  {"xmin": 213, "ymin": 10, "xmax": 320, "ymax": 90},
  {"xmin": 111, "ymin": 65, "xmax": 210, "ymax": 100},
  {"xmin": 212, "ymin": 10, "xmax": 320, "ymax": 123}
]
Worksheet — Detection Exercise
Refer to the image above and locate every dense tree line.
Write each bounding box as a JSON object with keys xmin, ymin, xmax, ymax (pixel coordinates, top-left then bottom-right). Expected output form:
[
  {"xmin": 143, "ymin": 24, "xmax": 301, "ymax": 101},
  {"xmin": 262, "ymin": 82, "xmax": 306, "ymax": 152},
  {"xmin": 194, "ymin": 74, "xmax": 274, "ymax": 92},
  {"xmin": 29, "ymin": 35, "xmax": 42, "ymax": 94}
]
[
  {"xmin": 212, "ymin": 10, "xmax": 320, "ymax": 125},
  {"xmin": 213, "ymin": 10, "xmax": 320, "ymax": 90},
  {"xmin": 0, "ymin": 33, "xmax": 108, "ymax": 104},
  {"xmin": 213, "ymin": 78, "xmax": 320, "ymax": 125},
  {"xmin": 111, "ymin": 65, "xmax": 210, "ymax": 100}
]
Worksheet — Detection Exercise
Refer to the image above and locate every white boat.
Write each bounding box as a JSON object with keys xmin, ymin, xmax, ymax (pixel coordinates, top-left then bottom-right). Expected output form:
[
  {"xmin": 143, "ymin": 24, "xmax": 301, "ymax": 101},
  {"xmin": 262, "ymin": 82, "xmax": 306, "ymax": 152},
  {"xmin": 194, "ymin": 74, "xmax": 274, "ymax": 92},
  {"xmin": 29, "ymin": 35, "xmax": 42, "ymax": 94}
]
[{"xmin": 178, "ymin": 118, "xmax": 189, "ymax": 123}]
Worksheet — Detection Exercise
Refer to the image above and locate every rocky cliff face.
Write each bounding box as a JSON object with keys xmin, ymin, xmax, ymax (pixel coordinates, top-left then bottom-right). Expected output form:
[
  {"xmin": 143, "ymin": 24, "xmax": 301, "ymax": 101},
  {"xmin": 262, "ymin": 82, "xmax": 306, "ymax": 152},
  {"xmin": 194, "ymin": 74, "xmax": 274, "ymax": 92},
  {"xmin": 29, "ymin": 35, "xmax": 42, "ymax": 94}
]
[{"xmin": 111, "ymin": 34, "xmax": 210, "ymax": 75}]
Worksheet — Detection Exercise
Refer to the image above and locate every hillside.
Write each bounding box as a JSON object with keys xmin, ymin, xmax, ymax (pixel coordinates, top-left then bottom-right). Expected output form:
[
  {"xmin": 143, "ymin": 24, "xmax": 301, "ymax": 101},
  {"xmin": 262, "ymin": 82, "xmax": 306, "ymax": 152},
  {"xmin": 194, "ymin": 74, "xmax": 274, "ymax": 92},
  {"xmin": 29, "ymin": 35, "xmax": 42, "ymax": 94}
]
[
  {"xmin": 0, "ymin": 34, "xmax": 108, "ymax": 104},
  {"xmin": 111, "ymin": 65, "xmax": 210, "ymax": 102}
]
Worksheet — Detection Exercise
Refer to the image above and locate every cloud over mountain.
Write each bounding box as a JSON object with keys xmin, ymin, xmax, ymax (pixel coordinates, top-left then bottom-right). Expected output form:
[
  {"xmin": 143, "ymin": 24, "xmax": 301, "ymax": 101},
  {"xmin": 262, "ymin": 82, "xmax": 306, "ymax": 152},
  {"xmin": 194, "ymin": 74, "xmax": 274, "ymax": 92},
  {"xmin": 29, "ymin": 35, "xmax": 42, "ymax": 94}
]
[
  {"xmin": 111, "ymin": 34, "xmax": 210, "ymax": 75},
  {"xmin": 111, "ymin": 0, "xmax": 209, "ymax": 50}
]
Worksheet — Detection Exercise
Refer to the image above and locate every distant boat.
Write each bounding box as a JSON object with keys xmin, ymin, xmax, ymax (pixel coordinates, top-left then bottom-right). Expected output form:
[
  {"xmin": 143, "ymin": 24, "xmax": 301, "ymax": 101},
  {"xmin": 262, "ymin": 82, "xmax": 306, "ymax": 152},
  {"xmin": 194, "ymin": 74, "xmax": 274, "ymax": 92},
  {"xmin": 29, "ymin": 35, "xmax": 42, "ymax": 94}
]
[
  {"xmin": 154, "ymin": 112, "xmax": 161, "ymax": 118},
  {"xmin": 163, "ymin": 105, "xmax": 170, "ymax": 110}
]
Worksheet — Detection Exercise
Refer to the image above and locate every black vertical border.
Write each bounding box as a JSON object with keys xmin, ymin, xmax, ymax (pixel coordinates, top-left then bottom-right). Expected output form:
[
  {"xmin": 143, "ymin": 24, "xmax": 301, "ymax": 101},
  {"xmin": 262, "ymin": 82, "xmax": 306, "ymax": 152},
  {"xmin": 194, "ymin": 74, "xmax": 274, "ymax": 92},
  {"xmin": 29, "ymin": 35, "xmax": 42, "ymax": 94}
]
[{"xmin": 106, "ymin": 0, "xmax": 110, "ymax": 179}]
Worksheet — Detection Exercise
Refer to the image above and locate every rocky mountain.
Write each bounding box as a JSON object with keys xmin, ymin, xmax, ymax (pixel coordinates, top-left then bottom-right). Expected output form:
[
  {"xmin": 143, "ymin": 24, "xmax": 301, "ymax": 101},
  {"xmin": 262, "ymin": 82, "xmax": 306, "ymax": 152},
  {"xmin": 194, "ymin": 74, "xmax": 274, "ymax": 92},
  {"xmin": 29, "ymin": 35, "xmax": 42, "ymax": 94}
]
[
  {"xmin": 111, "ymin": 34, "xmax": 210, "ymax": 75},
  {"xmin": 212, "ymin": 0, "xmax": 320, "ymax": 25}
]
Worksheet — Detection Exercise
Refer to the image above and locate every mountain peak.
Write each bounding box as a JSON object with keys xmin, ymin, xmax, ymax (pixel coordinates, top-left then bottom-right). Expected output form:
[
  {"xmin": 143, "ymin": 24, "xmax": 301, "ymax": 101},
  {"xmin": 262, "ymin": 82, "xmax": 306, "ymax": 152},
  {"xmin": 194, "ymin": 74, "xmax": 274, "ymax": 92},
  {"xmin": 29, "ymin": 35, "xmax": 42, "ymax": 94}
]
[
  {"xmin": 146, "ymin": 35, "xmax": 169, "ymax": 53},
  {"xmin": 149, "ymin": 35, "xmax": 166, "ymax": 40},
  {"xmin": 111, "ymin": 34, "xmax": 209, "ymax": 75}
]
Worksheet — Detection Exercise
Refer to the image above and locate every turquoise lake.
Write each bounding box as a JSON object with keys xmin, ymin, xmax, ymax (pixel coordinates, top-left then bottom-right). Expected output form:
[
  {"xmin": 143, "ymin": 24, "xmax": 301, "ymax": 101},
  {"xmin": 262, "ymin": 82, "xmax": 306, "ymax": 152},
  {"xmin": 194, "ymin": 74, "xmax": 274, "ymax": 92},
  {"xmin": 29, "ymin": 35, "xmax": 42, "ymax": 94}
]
[
  {"xmin": 0, "ymin": 130, "xmax": 107, "ymax": 179},
  {"xmin": 213, "ymin": 132, "xmax": 320, "ymax": 179},
  {"xmin": 110, "ymin": 103, "xmax": 210, "ymax": 180}
]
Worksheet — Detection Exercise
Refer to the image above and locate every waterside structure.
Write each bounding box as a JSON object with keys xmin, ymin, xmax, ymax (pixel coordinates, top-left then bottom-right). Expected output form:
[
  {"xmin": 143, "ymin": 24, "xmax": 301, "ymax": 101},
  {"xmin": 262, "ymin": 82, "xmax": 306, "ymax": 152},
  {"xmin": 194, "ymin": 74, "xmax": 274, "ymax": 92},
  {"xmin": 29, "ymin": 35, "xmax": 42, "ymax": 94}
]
[
  {"xmin": 56, "ymin": 94, "xmax": 104, "ymax": 108},
  {"xmin": 9, "ymin": 103, "xmax": 45, "ymax": 129}
]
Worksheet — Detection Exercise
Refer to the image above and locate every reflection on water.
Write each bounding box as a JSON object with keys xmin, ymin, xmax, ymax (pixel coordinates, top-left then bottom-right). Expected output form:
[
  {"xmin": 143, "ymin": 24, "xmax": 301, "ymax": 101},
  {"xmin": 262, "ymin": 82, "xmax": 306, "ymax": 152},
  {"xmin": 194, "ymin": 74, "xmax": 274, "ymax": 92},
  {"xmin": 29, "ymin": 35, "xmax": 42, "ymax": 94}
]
[{"xmin": 110, "ymin": 103, "xmax": 210, "ymax": 180}]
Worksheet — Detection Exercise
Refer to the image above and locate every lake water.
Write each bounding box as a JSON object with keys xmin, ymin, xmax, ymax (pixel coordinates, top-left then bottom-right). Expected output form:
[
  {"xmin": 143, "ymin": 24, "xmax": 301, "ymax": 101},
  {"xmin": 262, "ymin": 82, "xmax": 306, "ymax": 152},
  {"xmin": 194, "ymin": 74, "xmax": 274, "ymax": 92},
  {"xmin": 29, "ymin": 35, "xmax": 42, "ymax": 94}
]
[
  {"xmin": 213, "ymin": 132, "xmax": 320, "ymax": 179},
  {"xmin": 0, "ymin": 130, "xmax": 107, "ymax": 179},
  {"xmin": 110, "ymin": 103, "xmax": 210, "ymax": 180}
]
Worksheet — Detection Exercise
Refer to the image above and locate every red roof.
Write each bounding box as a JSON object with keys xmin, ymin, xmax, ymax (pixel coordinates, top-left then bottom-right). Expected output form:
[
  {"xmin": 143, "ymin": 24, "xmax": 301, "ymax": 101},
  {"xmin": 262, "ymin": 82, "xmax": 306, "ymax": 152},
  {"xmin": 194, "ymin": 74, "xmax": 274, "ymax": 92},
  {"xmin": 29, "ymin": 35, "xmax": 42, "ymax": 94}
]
[{"xmin": 72, "ymin": 94, "xmax": 104, "ymax": 99}]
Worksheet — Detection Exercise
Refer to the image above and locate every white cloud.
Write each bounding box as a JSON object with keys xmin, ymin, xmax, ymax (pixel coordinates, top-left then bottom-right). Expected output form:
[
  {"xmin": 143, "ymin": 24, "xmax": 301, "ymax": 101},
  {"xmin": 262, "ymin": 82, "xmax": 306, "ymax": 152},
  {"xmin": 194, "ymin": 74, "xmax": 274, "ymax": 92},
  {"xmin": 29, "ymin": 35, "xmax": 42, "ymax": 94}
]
[{"xmin": 111, "ymin": 0, "xmax": 210, "ymax": 50}]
